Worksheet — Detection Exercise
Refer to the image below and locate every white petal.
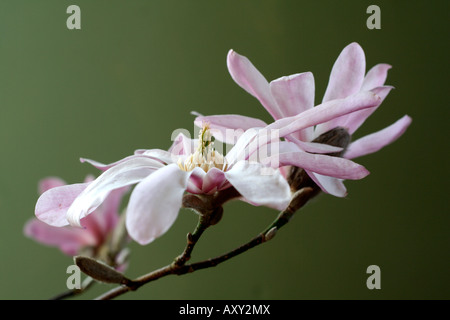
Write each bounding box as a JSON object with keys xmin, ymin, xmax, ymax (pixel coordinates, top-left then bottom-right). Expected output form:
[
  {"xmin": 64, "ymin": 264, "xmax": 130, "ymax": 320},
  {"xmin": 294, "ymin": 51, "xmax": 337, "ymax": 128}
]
[{"xmin": 225, "ymin": 161, "xmax": 291, "ymax": 211}]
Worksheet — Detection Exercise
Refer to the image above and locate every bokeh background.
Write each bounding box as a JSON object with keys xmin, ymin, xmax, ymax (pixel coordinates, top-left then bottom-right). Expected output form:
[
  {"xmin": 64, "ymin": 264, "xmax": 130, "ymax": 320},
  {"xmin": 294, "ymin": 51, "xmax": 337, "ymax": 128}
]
[{"xmin": 0, "ymin": 0, "xmax": 448, "ymax": 300}]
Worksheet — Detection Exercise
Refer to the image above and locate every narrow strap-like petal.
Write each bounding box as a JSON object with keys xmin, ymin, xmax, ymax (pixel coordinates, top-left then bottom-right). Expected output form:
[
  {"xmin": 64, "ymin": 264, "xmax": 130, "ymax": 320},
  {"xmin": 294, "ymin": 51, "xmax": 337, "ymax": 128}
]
[
  {"xmin": 306, "ymin": 171, "xmax": 347, "ymax": 197},
  {"xmin": 67, "ymin": 157, "xmax": 164, "ymax": 228},
  {"xmin": 344, "ymin": 115, "xmax": 412, "ymax": 159},
  {"xmin": 194, "ymin": 114, "xmax": 267, "ymax": 144},
  {"xmin": 126, "ymin": 164, "xmax": 192, "ymax": 245},
  {"xmin": 361, "ymin": 63, "xmax": 392, "ymax": 91},
  {"xmin": 270, "ymin": 72, "xmax": 315, "ymax": 141},
  {"xmin": 322, "ymin": 42, "xmax": 366, "ymax": 103},
  {"xmin": 227, "ymin": 49, "xmax": 282, "ymax": 119},
  {"xmin": 263, "ymin": 151, "xmax": 369, "ymax": 180}
]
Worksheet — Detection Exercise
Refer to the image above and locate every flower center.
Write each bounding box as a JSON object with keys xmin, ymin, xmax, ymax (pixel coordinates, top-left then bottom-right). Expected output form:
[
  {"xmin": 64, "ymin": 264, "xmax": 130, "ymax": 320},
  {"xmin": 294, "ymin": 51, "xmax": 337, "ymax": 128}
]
[{"xmin": 178, "ymin": 125, "xmax": 228, "ymax": 172}]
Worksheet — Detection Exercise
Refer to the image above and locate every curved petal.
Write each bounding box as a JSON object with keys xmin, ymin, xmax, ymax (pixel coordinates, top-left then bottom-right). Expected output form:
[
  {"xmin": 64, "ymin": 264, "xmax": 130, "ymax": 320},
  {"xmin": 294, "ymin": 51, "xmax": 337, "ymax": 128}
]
[
  {"xmin": 227, "ymin": 50, "xmax": 282, "ymax": 119},
  {"xmin": 344, "ymin": 86, "xmax": 394, "ymax": 134},
  {"xmin": 126, "ymin": 164, "xmax": 192, "ymax": 245},
  {"xmin": 67, "ymin": 157, "xmax": 164, "ymax": 227},
  {"xmin": 168, "ymin": 132, "xmax": 197, "ymax": 156},
  {"xmin": 269, "ymin": 91, "xmax": 382, "ymax": 138},
  {"xmin": 80, "ymin": 154, "xmax": 167, "ymax": 171},
  {"xmin": 194, "ymin": 114, "xmax": 267, "ymax": 144},
  {"xmin": 263, "ymin": 152, "xmax": 369, "ymax": 180},
  {"xmin": 270, "ymin": 72, "xmax": 315, "ymax": 141},
  {"xmin": 24, "ymin": 218, "xmax": 96, "ymax": 256},
  {"xmin": 322, "ymin": 42, "xmax": 366, "ymax": 103},
  {"xmin": 35, "ymin": 182, "xmax": 90, "ymax": 227},
  {"xmin": 307, "ymin": 171, "xmax": 347, "ymax": 197},
  {"xmin": 202, "ymin": 167, "xmax": 227, "ymax": 194},
  {"xmin": 38, "ymin": 177, "xmax": 67, "ymax": 194},
  {"xmin": 361, "ymin": 63, "xmax": 392, "ymax": 91},
  {"xmin": 224, "ymin": 161, "xmax": 291, "ymax": 211},
  {"xmin": 344, "ymin": 115, "xmax": 412, "ymax": 159}
]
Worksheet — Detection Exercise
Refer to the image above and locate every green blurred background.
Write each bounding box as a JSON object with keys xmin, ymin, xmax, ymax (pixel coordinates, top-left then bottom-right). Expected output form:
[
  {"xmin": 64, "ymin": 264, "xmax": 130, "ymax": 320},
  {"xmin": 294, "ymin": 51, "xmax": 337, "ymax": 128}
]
[{"xmin": 0, "ymin": 0, "xmax": 448, "ymax": 300}]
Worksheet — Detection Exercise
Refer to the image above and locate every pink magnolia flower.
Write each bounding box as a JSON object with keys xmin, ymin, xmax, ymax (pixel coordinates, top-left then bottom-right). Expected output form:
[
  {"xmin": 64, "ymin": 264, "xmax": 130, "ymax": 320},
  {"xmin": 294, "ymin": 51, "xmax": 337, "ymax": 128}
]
[
  {"xmin": 35, "ymin": 92, "xmax": 378, "ymax": 246},
  {"xmin": 26, "ymin": 176, "xmax": 128, "ymax": 258},
  {"xmin": 195, "ymin": 43, "xmax": 412, "ymax": 196}
]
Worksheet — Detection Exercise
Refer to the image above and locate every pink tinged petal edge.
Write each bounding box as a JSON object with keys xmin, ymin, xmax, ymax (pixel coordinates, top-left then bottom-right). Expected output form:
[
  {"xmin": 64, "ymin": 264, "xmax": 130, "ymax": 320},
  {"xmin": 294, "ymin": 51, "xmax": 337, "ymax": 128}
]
[
  {"xmin": 361, "ymin": 63, "xmax": 392, "ymax": 91},
  {"xmin": 224, "ymin": 161, "xmax": 291, "ymax": 211},
  {"xmin": 306, "ymin": 171, "xmax": 347, "ymax": 198},
  {"xmin": 343, "ymin": 86, "xmax": 394, "ymax": 135},
  {"xmin": 35, "ymin": 182, "xmax": 90, "ymax": 227},
  {"xmin": 126, "ymin": 164, "xmax": 192, "ymax": 245},
  {"xmin": 263, "ymin": 152, "xmax": 369, "ymax": 180},
  {"xmin": 322, "ymin": 42, "xmax": 366, "ymax": 103},
  {"xmin": 80, "ymin": 154, "xmax": 168, "ymax": 172},
  {"xmin": 38, "ymin": 177, "xmax": 67, "ymax": 194},
  {"xmin": 227, "ymin": 49, "xmax": 282, "ymax": 120},
  {"xmin": 168, "ymin": 132, "xmax": 197, "ymax": 156},
  {"xmin": 67, "ymin": 157, "xmax": 165, "ymax": 228},
  {"xmin": 344, "ymin": 115, "xmax": 412, "ymax": 160},
  {"xmin": 82, "ymin": 185, "xmax": 130, "ymax": 240},
  {"xmin": 194, "ymin": 114, "xmax": 267, "ymax": 144},
  {"xmin": 270, "ymin": 72, "xmax": 315, "ymax": 141},
  {"xmin": 316, "ymin": 86, "xmax": 393, "ymax": 136},
  {"xmin": 24, "ymin": 218, "xmax": 96, "ymax": 256},
  {"xmin": 277, "ymin": 91, "xmax": 381, "ymax": 137}
]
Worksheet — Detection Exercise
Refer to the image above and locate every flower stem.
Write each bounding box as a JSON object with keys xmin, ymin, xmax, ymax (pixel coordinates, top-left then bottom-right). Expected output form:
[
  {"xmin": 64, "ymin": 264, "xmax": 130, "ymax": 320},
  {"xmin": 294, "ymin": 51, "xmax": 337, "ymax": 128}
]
[{"xmin": 95, "ymin": 186, "xmax": 317, "ymax": 300}]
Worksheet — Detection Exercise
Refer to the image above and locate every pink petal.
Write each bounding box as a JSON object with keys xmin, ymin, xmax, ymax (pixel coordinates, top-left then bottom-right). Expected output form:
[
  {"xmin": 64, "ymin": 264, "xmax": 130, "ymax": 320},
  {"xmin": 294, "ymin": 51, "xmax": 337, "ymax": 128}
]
[
  {"xmin": 343, "ymin": 86, "xmax": 394, "ymax": 134},
  {"xmin": 67, "ymin": 157, "xmax": 164, "ymax": 227},
  {"xmin": 35, "ymin": 182, "xmax": 90, "ymax": 227},
  {"xmin": 38, "ymin": 177, "xmax": 67, "ymax": 194},
  {"xmin": 126, "ymin": 164, "xmax": 191, "ymax": 245},
  {"xmin": 80, "ymin": 154, "xmax": 167, "ymax": 172},
  {"xmin": 270, "ymin": 91, "xmax": 382, "ymax": 138},
  {"xmin": 81, "ymin": 186, "xmax": 129, "ymax": 241},
  {"xmin": 202, "ymin": 167, "xmax": 227, "ymax": 194},
  {"xmin": 270, "ymin": 72, "xmax": 315, "ymax": 141},
  {"xmin": 168, "ymin": 132, "xmax": 196, "ymax": 156},
  {"xmin": 361, "ymin": 63, "xmax": 392, "ymax": 91},
  {"xmin": 224, "ymin": 161, "xmax": 291, "ymax": 211},
  {"xmin": 24, "ymin": 218, "xmax": 96, "ymax": 256},
  {"xmin": 307, "ymin": 171, "xmax": 347, "ymax": 197},
  {"xmin": 194, "ymin": 114, "xmax": 267, "ymax": 144},
  {"xmin": 263, "ymin": 151, "xmax": 369, "ymax": 180},
  {"xmin": 344, "ymin": 115, "xmax": 412, "ymax": 159},
  {"xmin": 322, "ymin": 42, "xmax": 366, "ymax": 102},
  {"xmin": 227, "ymin": 49, "xmax": 282, "ymax": 119}
]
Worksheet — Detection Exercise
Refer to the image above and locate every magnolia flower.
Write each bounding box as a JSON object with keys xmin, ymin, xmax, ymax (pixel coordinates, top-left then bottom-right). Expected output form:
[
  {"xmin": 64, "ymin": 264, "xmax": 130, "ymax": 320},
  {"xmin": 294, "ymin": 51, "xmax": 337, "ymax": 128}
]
[
  {"xmin": 25, "ymin": 176, "xmax": 128, "ymax": 261},
  {"xmin": 35, "ymin": 94, "xmax": 378, "ymax": 246},
  {"xmin": 195, "ymin": 43, "xmax": 412, "ymax": 196}
]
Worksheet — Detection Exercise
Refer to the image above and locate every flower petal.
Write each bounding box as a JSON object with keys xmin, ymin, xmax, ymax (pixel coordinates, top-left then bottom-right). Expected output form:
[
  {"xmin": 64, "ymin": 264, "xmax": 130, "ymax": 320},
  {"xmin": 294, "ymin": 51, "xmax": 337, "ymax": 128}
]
[
  {"xmin": 270, "ymin": 72, "xmax": 315, "ymax": 141},
  {"xmin": 194, "ymin": 114, "xmax": 267, "ymax": 144},
  {"xmin": 343, "ymin": 86, "xmax": 394, "ymax": 134},
  {"xmin": 263, "ymin": 151, "xmax": 369, "ymax": 180},
  {"xmin": 126, "ymin": 164, "xmax": 191, "ymax": 245},
  {"xmin": 38, "ymin": 177, "xmax": 67, "ymax": 194},
  {"xmin": 322, "ymin": 42, "xmax": 366, "ymax": 102},
  {"xmin": 306, "ymin": 171, "xmax": 347, "ymax": 197},
  {"xmin": 80, "ymin": 154, "xmax": 167, "ymax": 172},
  {"xmin": 270, "ymin": 91, "xmax": 382, "ymax": 138},
  {"xmin": 361, "ymin": 63, "xmax": 392, "ymax": 91},
  {"xmin": 224, "ymin": 161, "xmax": 291, "ymax": 211},
  {"xmin": 227, "ymin": 49, "xmax": 282, "ymax": 119},
  {"xmin": 344, "ymin": 115, "xmax": 412, "ymax": 159},
  {"xmin": 24, "ymin": 218, "xmax": 96, "ymax": 256},
  {"xmin": 67, "ymin": 157, "xmax": 164, "ymax": 227},
  {"xmin": 168, "ymin": 132, "xmax": 197, "ymax": 156},
  {"xmin": 35, "ymin": 182, "xmax": 90, "ymax": 227}
]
